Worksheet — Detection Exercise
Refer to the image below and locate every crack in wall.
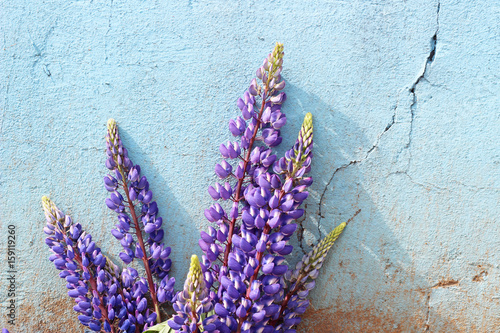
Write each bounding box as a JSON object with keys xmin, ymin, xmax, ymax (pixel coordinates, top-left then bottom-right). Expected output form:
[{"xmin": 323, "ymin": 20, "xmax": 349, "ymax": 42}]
[
  {"xmin": 404, "ymin": 2, "xmax": 440, "ymax": 163},
  {"xmin": 418, "ymin": 8, "xmax": 441, "ymax": 332},
  {"xmin": 317, "ymin": 110, "xmax": 396, "ymax": 235},
  {"xmin": 389, "ymin": 169, "xmax": 500, "ymax": 193},
  {"xmin": 421, "ymin": 277, "xmax": 459, "ymax": 332},
  {"xmin": 0, "ymin": 55, "xmax": 15, "ymax": 137},
  {"xmin": 317, "ymin": 160, "xmax": 359, "ymax": 236},
  {"xmin": 316, "ymin": 1, "xmax": 441, "ymax": 248},
  {"xmin": 27, "ymin": 20, "xmax": 58, "ymax": 83},
  {"xmin": 389, "ymin": 170, "xmax": 448, "ymax": 191}
]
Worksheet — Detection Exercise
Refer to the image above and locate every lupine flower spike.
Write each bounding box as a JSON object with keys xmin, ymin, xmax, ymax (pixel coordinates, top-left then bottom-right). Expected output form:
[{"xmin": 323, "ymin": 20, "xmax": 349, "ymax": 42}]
[
  {"xmin": 104, "ymin": 119, "xmax": 175, "ymax": 323},
  {"xmin": 273, "ymin": 222, "xmax": 347, "ymax": 331},
  {"xmin": 41, "ymin": 197, "xmax": 148, "ymax": 333}
]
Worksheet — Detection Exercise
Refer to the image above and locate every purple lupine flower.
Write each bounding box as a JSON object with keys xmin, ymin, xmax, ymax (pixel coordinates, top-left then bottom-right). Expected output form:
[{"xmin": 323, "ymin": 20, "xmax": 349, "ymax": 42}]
[
  {"xmin": 42, "ymin": 196, "xmax": 138, "ymax": 333},
  {"xmin": 104, "ymin": 119, "xmax": 175, "ymax": 323},
  {"xmin": 105, "ymin": 119, "xmax": 172, "ymax": 279},
  {"xmin": 200, "ymin": 41, "xmax": 288, "ymax": 269}
]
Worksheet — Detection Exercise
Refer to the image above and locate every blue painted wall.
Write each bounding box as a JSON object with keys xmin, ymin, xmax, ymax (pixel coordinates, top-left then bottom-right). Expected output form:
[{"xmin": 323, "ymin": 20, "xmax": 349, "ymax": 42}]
[{"xmin": 1, "ymin": 0, "xmax": 499, "ymax": 332}]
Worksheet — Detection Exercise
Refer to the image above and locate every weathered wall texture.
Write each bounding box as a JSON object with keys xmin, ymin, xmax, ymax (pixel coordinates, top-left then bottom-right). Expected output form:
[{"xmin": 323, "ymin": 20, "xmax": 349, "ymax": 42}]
[{"xmin": 1, "ymin": 0, "xmax": 498, "ymax": 332}]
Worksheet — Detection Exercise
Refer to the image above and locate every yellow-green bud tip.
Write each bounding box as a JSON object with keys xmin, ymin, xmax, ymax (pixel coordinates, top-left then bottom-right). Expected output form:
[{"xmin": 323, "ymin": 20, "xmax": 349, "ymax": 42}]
[
  {"xmin": 325, "ymin": 222, "xmax": 346, "ymax": 242},
  {"xmin": 272, "ymin": 43, "xmax": 284, "ymax": 59},
  {"xmin": 298, "ymin": 112, "xmax": 313, "ymax": 145},
  {"xmin": 107, "ymin": 118, "xmax": 117, "ymax": 131},
  {"xmin": 41, "ymin": 196, "xmax": 59, "ymax": 221},
  {"xmin": 303, "ymin": 113, "xmax": 313, "ymax": 129},
  {"xmin": 42, "ymin": 196, "xmax": 52, "ymax": 209},
  {"xmin": 190, "ymin": 254, "xmax": 200, "ymax": 267},
  {"xmin": 188, "ymin": 255, "xmax": 202, "ymax": 278}
]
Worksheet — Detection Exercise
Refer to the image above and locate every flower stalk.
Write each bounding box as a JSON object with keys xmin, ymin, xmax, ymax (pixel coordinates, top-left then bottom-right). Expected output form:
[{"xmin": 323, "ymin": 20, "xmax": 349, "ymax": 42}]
[{"xmin": 106, "ymin": 119, "xmax": 174, "ymax": 324}]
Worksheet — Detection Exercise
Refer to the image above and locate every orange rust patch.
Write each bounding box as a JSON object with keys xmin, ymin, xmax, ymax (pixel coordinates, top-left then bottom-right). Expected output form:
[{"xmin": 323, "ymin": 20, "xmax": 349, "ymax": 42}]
[
  {"xmin": 300, "ymin": 302, "xmax": 425, "ymax": 333},
  {"xmin": 432, "ymin": 279, "xmax": 459, "ymax": 289},
  {"xmin": 301, "ymin": 306, "xmax": 382, "ymax": 332},
  {"xmin": 18, "ymin": 291, "xmax": 81, "ymax": 333},
  {"xmin": 472, "ymin": 266, "xmax": 488, "ymax": 282}
]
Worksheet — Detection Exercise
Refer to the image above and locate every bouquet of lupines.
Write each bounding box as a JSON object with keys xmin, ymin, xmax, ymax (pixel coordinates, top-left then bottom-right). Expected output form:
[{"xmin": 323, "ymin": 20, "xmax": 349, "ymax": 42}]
[
  {"xmin": 1, "ymin": 43, "xmax": 350, "ymax": 333},
  {"xmin": 145, "ymin": 43, "xmax": 349, "ymax": 333}
]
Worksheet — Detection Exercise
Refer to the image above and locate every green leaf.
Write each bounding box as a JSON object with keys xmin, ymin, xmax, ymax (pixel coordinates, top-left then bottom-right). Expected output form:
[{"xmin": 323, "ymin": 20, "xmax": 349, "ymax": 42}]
[
  {"xmin": 160, "ymin": 325, "xmax": 175, "ymax": 333},
  {"xmin": 142, "ymin": 321, "xmax": 174, "ymax": 333},
  {"xmin": 142, "ymin": 309, "xmax": 215, "ymax": 333}
]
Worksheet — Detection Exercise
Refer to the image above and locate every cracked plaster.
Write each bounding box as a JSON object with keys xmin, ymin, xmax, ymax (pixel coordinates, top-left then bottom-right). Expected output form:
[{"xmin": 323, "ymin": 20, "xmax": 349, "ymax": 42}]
[{"xmin": 1, "ymin": 0, "xmax": 499, "ymax": 332}]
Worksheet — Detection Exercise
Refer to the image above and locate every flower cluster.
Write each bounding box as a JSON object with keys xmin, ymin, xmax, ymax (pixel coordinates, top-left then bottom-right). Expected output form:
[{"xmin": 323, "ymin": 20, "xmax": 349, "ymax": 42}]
[
  {"xmin": 104, "ymin": 119, "xmax": 176, "ymax": 318},
  {"xmin": 35, "ymin": 119, "xmax": 177, "ymax": 333},
  {"xmin": 42, "ymin": 197, "xmax": 158, "ymax": 333},
  {"xmin": 0, "ymin": 43, "xmax": 350, "ymax": 333}
]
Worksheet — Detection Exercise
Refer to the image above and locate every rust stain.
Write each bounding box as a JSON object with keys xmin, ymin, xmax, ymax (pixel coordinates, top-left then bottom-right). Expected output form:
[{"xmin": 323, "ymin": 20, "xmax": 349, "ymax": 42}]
[
  {"xmin": 300, "ymin": 301, "xmax": 470, "ymax": 333},
  {"xmin": 300, "ymin": 303, "xmax": 421, "ymax": 333},
  {"xmin": 17, "ymin": 291, "xmax": 81, "ymax": 333},
  {"xmin": 299, "ymin": 284, "xmax": 474, "ymax": 333},
  {"xmin": 472, "ymin": 266, "xmax": 488, "ymax": 282},
  {"xmin": 432, "ymin": 279, "xmax": 459, "ymax": 289}
]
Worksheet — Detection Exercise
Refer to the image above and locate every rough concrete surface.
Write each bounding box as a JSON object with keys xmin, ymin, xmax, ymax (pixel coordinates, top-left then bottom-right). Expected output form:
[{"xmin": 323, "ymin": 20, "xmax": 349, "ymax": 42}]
[{"xmin": 1, "ymin": 0, "xmax": 499, "ymax": 332}]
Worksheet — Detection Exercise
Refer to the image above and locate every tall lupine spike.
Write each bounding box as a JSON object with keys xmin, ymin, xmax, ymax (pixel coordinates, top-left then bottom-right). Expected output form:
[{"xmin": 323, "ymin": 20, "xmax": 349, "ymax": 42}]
[
  {"xmin": 272, "ymin": 222, "xmax": 347, "ymax": 331},
  {"xmin": 106, "ymin": 120, "xmax": 172, "ymax": 279},
  {"xmin": 200, "ymin": 43, "xmax": 291, "ymax": 304},
  {"xmin": 292, "ymin": 222, "xmax": 346, "ymax": 283},
  {"xmin": 275, "ymin": 112, "xmax": 314, "ymax": 180},
  {"xmin": 104, "ymin": 119, "xmax": 175, "ymax": 323},
  {"xmin": 166, "ymin": 255, "xmax": 216, "ymax": 332}
]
